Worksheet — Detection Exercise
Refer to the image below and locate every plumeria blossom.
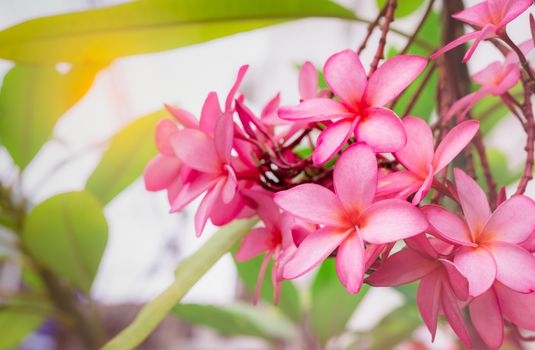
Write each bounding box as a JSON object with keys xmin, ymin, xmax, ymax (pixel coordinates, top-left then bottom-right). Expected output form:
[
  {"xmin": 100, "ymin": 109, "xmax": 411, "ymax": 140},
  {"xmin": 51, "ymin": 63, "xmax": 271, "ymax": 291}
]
[
  {"xmin": 423, "ymin": 169, "xmax": 535, "ymax": 297},
  {"xmin": 274, "ymin": 143, "xmax": 428, "ymax": 293},
  {"xmin": 430, "ymin": 0, "xmax": 533, "ymax": 62},
  {"xmin": 378, "ymin": 117, "xmax": 479, "ymax": 204},
  {"xmin": 279, "ymin": 49, "xmax": 427, "ymax": 164},
  {"xmin": 367, "ymin": 235, "xmax": 472, "ymax": 347},
  {"xmin": 445, "ymin": 40, "xmax": 534, "ymax": 121}
]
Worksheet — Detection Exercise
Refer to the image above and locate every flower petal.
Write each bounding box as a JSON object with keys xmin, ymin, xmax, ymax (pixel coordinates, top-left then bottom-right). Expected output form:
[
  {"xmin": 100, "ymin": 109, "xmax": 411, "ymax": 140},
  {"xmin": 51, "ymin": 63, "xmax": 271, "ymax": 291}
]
[
  {"xmin": 274, "ymin": 184, "xmax": 347, "ymax": 227},
  {"xmin": 365, "ymin": 55, "xmax": 427, "ymax": 107},
  {"xmin": 200, "ymin": 92, "xmax": 222, "ymax": 136},
  {"xmin": 155, "ymin": 119, "xmax": 179, "ymax": 155},
  {"xmin": 170, "ymin": 173, "xmax": 218, "ymax": 212},
  {"xmin": 283, "ymin": 226, "xmax": 349, "ymax": 279},
  {"xmin": 469, "ymin": 288, "xmax": 504, "ymax": 350},
  {"xmin": 453, "ymin": 168, "xmax": 490, "ymax": 237},
  {"xmin": 394, "ymin": 116, "xmax": 434, "ymax": 175},
  {"xmin": 236, "ymin": 227, "xmax": 274, "ymax": 261},
  {"xmin": 312, "ymin": 118, "xmax": 355, "ymax": 165},
  {"xmin": 194, "ymin": 179, "xmax": 224, "ymax": 236},
  {"xmin": 144, "ymin": 155, "xmax": 182, "ymax": 191},
  {"xmin": 278, "ymin": 98, "xmax": 352, "ymax": 122},
  {"xmin": 299, "ymin": 61, "xmax": 319, "ymax": 100},
  {"xmin": 356, "ymin": 107, "xmax": 407, "ymax": 153},
  {"xmin": 225, "ymin": 65, "xmax": 248, "ymax": 111},
  {"xmin": 171, "ymin": 129, "xmax": 220, "ymax": 173},
  {"xmin": 494, "ymin": 281, "xmax": 535, "ymax": 331},
  {"xmin": 454, "ymin": 246, "xmax": 497, "ymax": 297},
  {"xmin": 210, "ymin": 192, "xmax": 245, "ymax": 226},
  {"xmin": 359, "ymin": 199, "xmax": 428, "ymax": 244},
  {"xmin": 430, "ymin": 30, "xmax": 482, "ymax": 59},
  {"xmin": 480, "ymin": 195, "xmax": 535, "ymax": 244},
  {"xmin": 411, "ymin": 164, "xmax": 434, "ymax": 205},
  {"xmin": 433, "ymin": 120, "xmax": 479, "ymax": 172},
  {"xmin": 417, "ymin": 271, "xmax": 442, "ymax": 340},
  {"xmin": 462, "ymin": 25, "xmax": 495, "ymax": 62},
  {"xmin": 164, "ymin": 104, "xmax": 199, "ymax": 129},
  {"xmin": 376, "ymin": 170, "xmax": 421, "ymax": 199},
  {"xmin": 336, "ymin": 233, "xmax": 365, "ymax": 293},
  {"xmin": 214, "ymin": 112, "xmax": 234, "ymax": 164},
  {"xmin": 439, "ymin": 259, "xmax": 469, "ymax": 301},
  {"xmin": 452, "ymin": 1, "xmax": 492, "ymax": 27},
  {"xmin": 487, "ymin": 241, "xmax": 535, "ymax": 293},
  {"xmin": 497, "ymin": 0, "xmax": 532, "ymax": 28},
  {"xmin": 441, "ymin": 281, "xmax": 472, "ymax": 348},
  {"xmin": 333, "ymin": 142, "xmax": 377, "ymax": 217},
  {"xmin": 421, "ymin": 205, "xmax": 474, "ymax": 246},
  {"xmin": 324, "ymin": 49, "xmax": 367, "ymax": 110},
  {"xmin": 367, "ymin": 248, "xmax": 438, "ymax": 286}
]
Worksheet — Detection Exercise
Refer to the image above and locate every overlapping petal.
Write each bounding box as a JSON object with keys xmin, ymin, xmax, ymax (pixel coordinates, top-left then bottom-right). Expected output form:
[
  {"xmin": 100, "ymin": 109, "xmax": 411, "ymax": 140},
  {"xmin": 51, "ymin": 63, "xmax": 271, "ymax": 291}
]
[
  {"xmin": 336, "ymin": 233, "xmax": 365, "ymax": 293},
  {"xmin": 356, "ymin": 107, "xmax": 407, "ymax": 153},
  {"xmin": 324, "ymin": 49, "xmax": 367, "ymax": 110}
]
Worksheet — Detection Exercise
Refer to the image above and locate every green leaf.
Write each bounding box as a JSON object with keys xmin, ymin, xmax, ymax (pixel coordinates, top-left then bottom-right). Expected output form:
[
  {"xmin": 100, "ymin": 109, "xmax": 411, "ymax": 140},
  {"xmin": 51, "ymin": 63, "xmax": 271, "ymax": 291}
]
[
  {"xmin": 232, "ymin": 246, "xmax": 302, "ymax": 323},
  {"xmin": 310, "ymin": 259, "xmax": 369, "ymax": 344},
  {"xmin": 173, "ymin": 303, "xmax": 295, "ymax": 340},
  {"xmin": 86, "ymin": 109, "xmax": 168, "ymax": 205},
  {"xmin": 377, "ymin": 0, "xmax": 425, "ymax": 17},
  {"xmin": 0, "ymin": 0, "xmax": 356, "ymax": 64},
  {"xmin": 22, "ymin": 191, "xmax": 108, "ymax": 292},
  {"xmin": 0, "ymin": 64, "xmax": 98, "ymax": 169},
  {"xmin": 0, "ymin": 310, "xmax": 44, "ymax": 350}
]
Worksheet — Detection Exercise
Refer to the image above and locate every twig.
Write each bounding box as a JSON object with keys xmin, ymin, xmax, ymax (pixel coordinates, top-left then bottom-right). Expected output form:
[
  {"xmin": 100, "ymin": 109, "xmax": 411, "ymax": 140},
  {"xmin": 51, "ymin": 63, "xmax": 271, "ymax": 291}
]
[
  {"xmin": 473, "ymin": 132, "xmax": 498, "ymax": 206},
  {"xmin": 515, "ymin": 78, "xmax": 535, "ymax": 195},
  {"xmin": 400, "ymin": 0, "xmax": 435, "ymax": 54},
  {"xmin": 402, "ymin": 63, "xmax": 437, "ymax": 117},
  {"xmin": 369, "ymin": 0, "xmax": 397, "ymax": 74},
  {"xmin": 357, "ymin": 5, "xmax": 387, "ymax": 54}
]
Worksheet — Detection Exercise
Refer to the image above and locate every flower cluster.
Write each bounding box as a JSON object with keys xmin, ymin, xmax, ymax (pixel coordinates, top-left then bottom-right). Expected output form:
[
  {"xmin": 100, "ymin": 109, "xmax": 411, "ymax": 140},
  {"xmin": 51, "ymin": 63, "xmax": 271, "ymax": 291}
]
[{"xmin": 145, "ymin": 0, "xmax": 535, "ymax": 348}]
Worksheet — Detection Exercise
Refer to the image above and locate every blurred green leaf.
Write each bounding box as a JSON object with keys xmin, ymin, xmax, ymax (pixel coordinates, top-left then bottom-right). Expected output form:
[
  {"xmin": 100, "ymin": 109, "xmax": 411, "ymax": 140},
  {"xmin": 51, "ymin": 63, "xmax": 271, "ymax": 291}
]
[
  {"xmin": 22, "ymin": 191, "xmax": 108, "ymax": 292},
  {"xmin": 377, "ymin": 0, "xmax": 425, "ymax": 17},
  {"xmin": 0, "ymin": 0, "xmax": 356, "ymax": 64},
  {"xmin": 474, "ymin": 148, "xmax": 523, "ymax": 190},
  {"xmin": 365, "ymin": 304, "xmax": 421, "ymax": 350},
  {"xmin": 310, "ymin": 259, "xmax": 369, "ymax": 344},
  {"xmin": 173, "ymin": 303, "xmax": 295, "ymax": 340},
  {"xmin": 86, "ymin": 109, "xmax": 168, "ymax": 205},
  {"xmin": 0, "ymin": 310, "xmax": 44, "ymax": 350},
  {"xmin": 0, "ymin": 64, "xmax": 98, "ymax": 169},
  {"xmin": 232, "ymin": 246, "xmax": 302, "ymax": 323}
]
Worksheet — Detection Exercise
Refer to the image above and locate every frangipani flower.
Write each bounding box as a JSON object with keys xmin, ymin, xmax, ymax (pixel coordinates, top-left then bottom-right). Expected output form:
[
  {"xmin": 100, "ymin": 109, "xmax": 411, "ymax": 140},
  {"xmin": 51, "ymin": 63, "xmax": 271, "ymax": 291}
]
[
  {"xmin": 279, "ymin": 50, "xmax": 427, "ymax": 164},
  {"xmin": 274, "ymin": 143, "xmax": 428, "ymax": 293},
  {"xmin": 378, "ymin": 117, "xmax": 479, "ymax": 204},
  {"xmin": 367, "ymin": 235, "xmax": 472, "ymax": 347},
  {"xmin": 431, "ymin": 0, "xmax": 533, "ymax": 62},
  {"xmin": 424, "ymin": 169, "xmax": 535, "ymax": 296}
]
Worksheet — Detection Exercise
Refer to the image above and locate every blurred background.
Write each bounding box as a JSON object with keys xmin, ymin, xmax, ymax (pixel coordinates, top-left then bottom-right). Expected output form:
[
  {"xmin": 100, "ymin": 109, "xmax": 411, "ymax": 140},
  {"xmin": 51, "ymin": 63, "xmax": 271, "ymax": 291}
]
[{"xmin": 0, "ymin": 0, "xmax": 533, "ymax": 349}]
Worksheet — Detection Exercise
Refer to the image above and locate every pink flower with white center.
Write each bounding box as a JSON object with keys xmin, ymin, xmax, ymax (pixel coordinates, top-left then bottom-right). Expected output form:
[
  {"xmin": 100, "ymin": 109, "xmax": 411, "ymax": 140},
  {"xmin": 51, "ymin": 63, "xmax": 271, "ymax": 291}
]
[
  {"xmin": 367, "ymin": 234, "xmax": 472, "ymax": 347},
  {"xmin": 278, "ymin": 50, "xmax": 427, "ymax": 164},
  {"xmin": 469, "ymin": 281, "xmax": 535, "ymax": 349},
  {"xmin": 377, "ymin": 117, "xmax": 479, "ymax": 204},
  {"xmin": 430, "ymin": 0, "xmax": 533, "ymax": 62},
  {"xmin": 423, "ymin": 169, "xmax": 535, "ymax": 297},
  {"xmin": 445, "ymin": 40, "xmax": 534, "ymax": 121},
  {"xmin": 274, "ymin": 143, "xmax": 428, "ymax": 293},
  {"xmin": 236, "ymin": 190, "xmax": 312, "ymax": 304}
]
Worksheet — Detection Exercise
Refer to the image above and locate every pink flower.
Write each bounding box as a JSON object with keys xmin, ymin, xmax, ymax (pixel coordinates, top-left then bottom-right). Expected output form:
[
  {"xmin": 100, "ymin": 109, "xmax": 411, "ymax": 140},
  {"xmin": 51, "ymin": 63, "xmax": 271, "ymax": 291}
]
[
  {"xmin": 378, "ymin": 117, "xmax": 479, "ymax": 204},
  {"xmin": 423, "ymin": 169, "xmax": 535, "ymax": 297},
  {"xmin": 469, "ymin": 281, "xmax": 535, "ymax": 349},
  {"xmin": 278, "ymin": 50, "xmax": 427, "ymax": 164},
  {"xmin": 367, "ymin": 234, "xmax": 472, "ymax": 347},
  {"xmin": 430, "ymin": 0, "xmax": 533, "ymax": 62},
  {"xmin": 274, "ymin": 143, "xmax": 428, "ymax": 293}
]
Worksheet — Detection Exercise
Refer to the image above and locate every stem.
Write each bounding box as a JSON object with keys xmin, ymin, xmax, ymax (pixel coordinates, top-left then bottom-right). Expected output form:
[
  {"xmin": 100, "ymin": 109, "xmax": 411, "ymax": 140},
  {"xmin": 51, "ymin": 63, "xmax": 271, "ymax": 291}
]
[
  {"xmin": 102, "ymin": 218, "xmax": 258, "ymax": 350},
  {"xmin": 473, "ymin": 132, "xmax": 498, "ymax": 206},
  {"xmin": 500, "ymin": 32, "xmax": 535, "ymax": 88},
  {"xmin": 369, "ymin": 0, "xmax": 397, "ymax": 74},
  {"xmin": 515, "ymin": 83, "xmax": 535, "ymax": 194},
  {"xmin": 357, "ymin": 5, "xmax": 386, "ymax": 54}
]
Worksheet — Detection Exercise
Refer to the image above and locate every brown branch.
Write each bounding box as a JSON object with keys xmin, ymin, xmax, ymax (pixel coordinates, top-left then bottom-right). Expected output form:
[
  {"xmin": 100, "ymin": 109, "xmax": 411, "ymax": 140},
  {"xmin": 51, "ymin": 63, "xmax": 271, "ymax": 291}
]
[
  {"xmin": 357, "ymin": 5, "xmax": 387, "ymax": 54},
  {"xmin": 369, "ymin": 0, "xmax": 397, "ymax": 74},
  {"xmin": 515, "ymin": 79, "xmax": 535, "ymax": 195},
  {"xmin": 473, "ymin": 132, "xmax": 498, "ymax": 206}
]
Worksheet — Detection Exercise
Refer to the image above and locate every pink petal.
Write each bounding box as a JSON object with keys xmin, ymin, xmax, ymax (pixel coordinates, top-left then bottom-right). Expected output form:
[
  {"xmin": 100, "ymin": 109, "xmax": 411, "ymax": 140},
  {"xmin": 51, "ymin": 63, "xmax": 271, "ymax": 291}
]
[
  {"xmin": 462, "ymin": 25, "xmax": 496, "ymax": 62},
  {"xmin": 283, "ymin": 226, "xmax": 349, "ymax": 279},
  {"xmin": 333, "ymin": 142, "xmax": 377, "ymax": 217},
  {"xmin": 421, "ymin": 205, "xmax": 474, "ymax": 246},
  {"xmin": 367, "ymin": 248, "xmax": 438, "ymax": 286},
  {"xmin": 225, "ymin": 65, "xmax": 248, "ymax": 111},
  {"xmin": 453, "ymin": 168, "xmax": 490, "ymax": 237},
  {"xmin": 365, "ymin": 55, "xmax": 427, "ymax": 107},
  {"xmin": 473, "ymin": 62, "xmax": 504, "ymax": 85},
  {"xmin": 144, "ymin": 155, "xmax": 182, "ymax": 191},
  {"xmin": 394, "ymin": 116, "xmax": 434, "ymax": 175},
  {"xmin": 244, "ymin": 189, "xmax": 280, "ymax": 232},
  {"xmin": 487, "ymin": 241, "xmax": 535, "ymax": 293},
  {"xmin": 210, "ymin": 192, "xmax": 245, "ymax": 226},
  {"xmin": 494, "ymin": 281, "xmax": 535, "ymax": 331},
  {"xmin": 493, "ymin": 65, "xmax": 520, "ymax": 94},
  {"xmin": 155, "ymin": 119, "xmax": 179, "ymax": 155},
  {"xmin": 170, "ymin": 173, "xmax": 219, "ymax": 212},
  {"xmin": 439, "ymin": 259, "xmax": 469, "ymax": 301},
  {"xmin": 323, "ymin": 49, "xmax": 367, "ymax": 110},
  {"xmin": 236, "ymin": 227, "xmax": 274, "ymax": 261},
  {"xmin": 274, "ymin": 184, "xmax": 347, "ymax": 227},
  {"xmin": 430, "ymin": 30, "xmax": 482, "ymax": 59},
  {"xmin": 452, "ymin": 1, "xmax": 492, "ymax": 27},
  {"xmin": 411, "ymin": 164, "xmax": 434, "ymax": 205},
  {"xmin": 278, "ymin": 98, "xmax": 352, "ymax": 122},
  {"xmin": 164, "ymin": 104, "xmax": 199, "ymax": 129},
  {"xmin": 454, "ymin": 246, "xmax": 497, "ymax": 297},
  {"xmin": 199, "ymin": 92, "xmax": 222, "ymax": 136},
  {"xmin": 357, "ymin": 107, "xmax": 407, "ymax": 153},
  {"xmin": 444, "ymin": 91, "xmax": 484, "ymax": 122},
  {"xmin": 480, "ymin": 195, "xmax": 535, "ymax": 244},
  {"xmin": 171, "ymin": 129, "xmax": 220, "ymax": 173},
  {"xmin": 497, "ymin": 0, "xmax": 532, "ymax": 28},
  {"xmin": 194, "ymin": 179, "xmax": 224, "ymax": 236},
  {"xmin": 312, "ymin": 118, "xmax": 356, "ymax": 165},
  {"xmin": 417, "ymin": 271, "xmax": 442, "ymax": 340},
  {"xmin": 261, "ymin": 93, "xmax": 280, "ymax": 120},
  {"xmin": 214, "ymin": 112, "xmax": 234, "ymax": 164},
  {"xmin": 336, "ymin": 233, "xmax": 365, "ymax": 293},
  {"xmin": 441, "ymin": 282, "xmax": 473, "ymax": 348},
  {"xmin": 469, "ymin": 288, "xmax": 504, "ymax": 350},
  {"xmin": 299, "ymin": 61, "xmax": 318, "ymax": 100},
  {"xmin": 376, "ymin": 170, "xmax": 422, "ymax": 198},
  {"xmin": 221, "ymin": 169, "xmax": 237, "ymax": 204},
  {"xmin": 253, "ymin": 251, "xmax": 273, "ymax": 305},
  {"xmin": 433, "ymin": 120, "xmax": 479, "ymax": 172},
  {"xmin": 359, "ymin": 199, "xmax": 428, "ymax": 244},
  {"xmin": 405, "ymin": 234, "xmax": 439, "ymax": 259}
]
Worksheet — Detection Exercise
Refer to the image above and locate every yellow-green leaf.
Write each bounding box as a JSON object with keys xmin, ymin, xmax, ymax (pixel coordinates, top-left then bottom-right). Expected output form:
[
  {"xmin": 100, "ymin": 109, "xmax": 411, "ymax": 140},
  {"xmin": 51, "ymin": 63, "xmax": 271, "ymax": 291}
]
[
  {"xmin": 377, "ymin": 0, "xmax": 425, "ymax": 17},
  {"xmin": 0, "ymin": 311, "xmax": 44, "ymax": 350},
  {"xmin": 0, "ymin": 0, "xmax": 356, "ymax": 64}
]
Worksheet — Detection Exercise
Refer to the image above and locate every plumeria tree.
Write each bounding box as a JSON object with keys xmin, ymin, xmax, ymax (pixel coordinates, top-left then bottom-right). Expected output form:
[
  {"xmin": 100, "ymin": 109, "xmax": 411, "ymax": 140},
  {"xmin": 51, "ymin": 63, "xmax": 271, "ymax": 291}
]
[{"xmin": 0, "ymin": 0, "xmax": 534, "ymax": 349}]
